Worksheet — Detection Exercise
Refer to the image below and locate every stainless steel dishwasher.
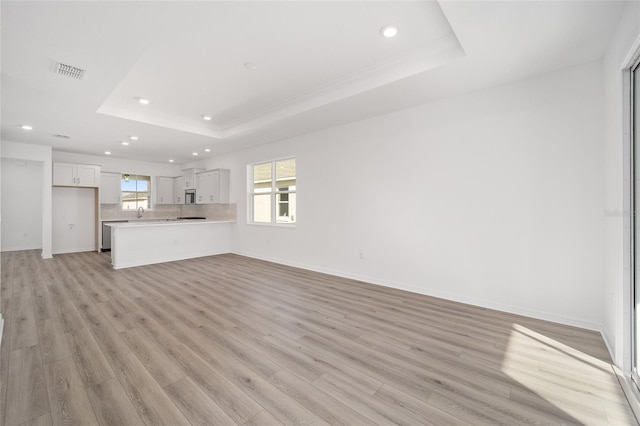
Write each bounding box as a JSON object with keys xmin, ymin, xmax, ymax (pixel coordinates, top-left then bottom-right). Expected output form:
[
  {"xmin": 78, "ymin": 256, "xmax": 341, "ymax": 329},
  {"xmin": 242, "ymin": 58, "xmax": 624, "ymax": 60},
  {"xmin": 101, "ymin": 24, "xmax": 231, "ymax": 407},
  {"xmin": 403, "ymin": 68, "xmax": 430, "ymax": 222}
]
[{"xmin": 102, "ymin": 220, "xmax": 127, "ymax": 251}]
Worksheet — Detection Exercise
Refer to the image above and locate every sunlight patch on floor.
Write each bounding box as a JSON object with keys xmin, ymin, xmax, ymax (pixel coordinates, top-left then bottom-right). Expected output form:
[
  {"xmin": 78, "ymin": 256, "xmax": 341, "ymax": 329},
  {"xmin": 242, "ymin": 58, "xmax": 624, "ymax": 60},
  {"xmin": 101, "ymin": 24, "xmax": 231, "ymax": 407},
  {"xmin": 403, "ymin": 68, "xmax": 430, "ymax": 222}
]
[{"xmin": 501, "ymin": 324, "xmax": 634, "ymax": 425}]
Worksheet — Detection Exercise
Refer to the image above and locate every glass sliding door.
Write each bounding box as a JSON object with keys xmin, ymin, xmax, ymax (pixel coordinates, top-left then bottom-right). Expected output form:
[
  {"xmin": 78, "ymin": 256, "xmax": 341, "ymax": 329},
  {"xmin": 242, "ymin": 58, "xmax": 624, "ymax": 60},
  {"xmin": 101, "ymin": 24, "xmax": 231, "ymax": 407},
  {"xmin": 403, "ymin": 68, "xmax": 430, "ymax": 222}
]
[{"xmin": 633, "ymin": 59, "xmax": 640, "ymax": 390}]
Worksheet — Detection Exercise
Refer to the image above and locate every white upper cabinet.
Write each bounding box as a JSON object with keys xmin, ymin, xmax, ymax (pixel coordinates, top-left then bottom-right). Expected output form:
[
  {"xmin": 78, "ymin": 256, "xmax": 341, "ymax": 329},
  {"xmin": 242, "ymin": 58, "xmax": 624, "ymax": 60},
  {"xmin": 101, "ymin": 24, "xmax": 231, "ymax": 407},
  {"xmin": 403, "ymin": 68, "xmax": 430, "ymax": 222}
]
[
  {"xmin": 100, "ymin": 172, "xmax": 121, "ymax": 204},
  {"xmin": 182, "ymin": 168, "xmax": 204, "ymax": 190},
  {"xmin": 196, "ymin": 169, "xmax": 230, "ymax": 204},
  {"xmin": 53, "ymin": 163, "xmax": 100, "ymax": 187},
  {"xmin": 174, "ymin": 176, "xmax": 184, "ymax": 204},
  {"xmin": 156, "ymin": 176, "xmax": 175, "ymax": 205}
]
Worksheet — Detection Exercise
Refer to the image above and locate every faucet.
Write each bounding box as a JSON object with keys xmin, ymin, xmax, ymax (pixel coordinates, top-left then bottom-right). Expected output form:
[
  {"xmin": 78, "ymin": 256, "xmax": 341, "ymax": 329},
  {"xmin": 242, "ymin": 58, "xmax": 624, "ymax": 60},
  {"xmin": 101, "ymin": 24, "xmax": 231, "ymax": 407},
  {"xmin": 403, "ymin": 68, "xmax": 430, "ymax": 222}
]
[{"xmin": 137, "ymin": 206, "xmax": 144, "ymax": 218}]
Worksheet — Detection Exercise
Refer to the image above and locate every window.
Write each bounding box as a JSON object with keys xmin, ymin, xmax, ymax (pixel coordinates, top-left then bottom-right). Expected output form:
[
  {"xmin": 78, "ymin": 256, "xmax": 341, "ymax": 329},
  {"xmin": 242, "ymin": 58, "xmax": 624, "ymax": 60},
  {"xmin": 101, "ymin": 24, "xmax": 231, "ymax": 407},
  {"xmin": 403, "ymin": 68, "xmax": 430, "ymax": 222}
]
[
  {"xmin": 249, "ymin": 158, "xmax": 296, "ymax": 224},
  {"xmin": 121, "ymin": 173, "xmax": 151, "ymax": 210}
]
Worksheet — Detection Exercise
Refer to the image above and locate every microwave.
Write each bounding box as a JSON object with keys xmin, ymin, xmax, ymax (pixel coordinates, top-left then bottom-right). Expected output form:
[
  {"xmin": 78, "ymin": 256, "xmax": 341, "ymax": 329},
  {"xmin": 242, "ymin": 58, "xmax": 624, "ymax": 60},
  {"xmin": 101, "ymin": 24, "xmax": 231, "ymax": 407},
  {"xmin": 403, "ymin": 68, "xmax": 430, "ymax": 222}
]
[{"xmin": 185, "ymin": 189, "xmax": 196, "ymax": 204}]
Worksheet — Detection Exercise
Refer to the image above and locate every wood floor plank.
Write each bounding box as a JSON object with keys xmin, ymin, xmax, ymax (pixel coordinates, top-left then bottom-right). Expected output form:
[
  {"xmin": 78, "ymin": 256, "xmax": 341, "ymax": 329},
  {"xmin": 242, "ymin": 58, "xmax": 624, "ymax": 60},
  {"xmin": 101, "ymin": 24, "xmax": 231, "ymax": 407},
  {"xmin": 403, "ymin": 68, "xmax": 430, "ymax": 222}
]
[
  {"xmin": 0, "ymin": 250, "xmax": 636, "ymax": 426},
  {"xmin": 126, "ymin": 309, "xmax": 183, "ymax": 349},
  {"xmin": 43, "ymin": 357, "xmax": 98, "ymax": 426},
  {"xmin": 312, "ymin": 372, "xmax": 448, "ymax": 426},
  {"xmin": 165, "ymin": 344, "xmax": 262, "ymax": 424},
  {"xmin": 37, "ymin": 319, "xmax": 71, "ymax": 365},
  {"xmin": 121, "ymin": 327, "xmax": 184, "ymax": 387},
  {"xmin": 4, "ymin": 345, "xmax": 49, "ymax": 426},
  {"xmin": 374, "ymin": 383, "xmax": 471, "ymax": 426},
  {"xmin": 243, "ymin": 410, "xmax": 285, "ymax": 426},
  {"xmin": 222, "ymin": 363, "xmax": 331, "ymax": 426},
  {"xmin": 95, "ymin": 300, "xmax": 134, "ymax": 333},
  {"xmin": 9, "ymin": 292, "xmax": 38, "ymax": 351},
  {"xmin": 1, "ymin": 295, "xmax": 15, "ymax": 426},
  {"xmin": 85, "ymin": 378, "xmax": 144, "ymax": 426},
  {"xmin": 109, "ymin": 351, "xmax": 190, "ymax": 426},
  {"xmin": 66, "ymin": 327, "xmax": 115, "ymax": 387},
  {"xmin": 51, "ymin": 300, "xmax": 85, "ymax": 334},
  {"xmin": 164, "ymin": 377, "xmax": 237, "ymax": 426},
  {"xmin": 17, "ymin": 414, "xmax": 52, "ymax": 426},
  {"xmin": 199, "ymin": 324, "xmax": 282, "ymax": 379},
  {"xmin": 263, "ymin": 330, "xmax": 382, "ymax": 395},
  {"xmin": 267, "ymin": 369, "xmax": 372, "ymax": 425},
  {"xmin": 30, "ymin": 279, "xmax": 56, "ymax": 326}
]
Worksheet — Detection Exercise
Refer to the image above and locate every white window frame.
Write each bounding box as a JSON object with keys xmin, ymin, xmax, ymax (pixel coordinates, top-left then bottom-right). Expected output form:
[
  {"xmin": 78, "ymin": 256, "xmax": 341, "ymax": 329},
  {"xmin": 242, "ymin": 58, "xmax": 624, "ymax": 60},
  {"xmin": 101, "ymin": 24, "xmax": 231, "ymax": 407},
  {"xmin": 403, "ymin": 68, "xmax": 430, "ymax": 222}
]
[{"xmin": 248, "ymin": 158, "xmax": 296, "ymax": 227}]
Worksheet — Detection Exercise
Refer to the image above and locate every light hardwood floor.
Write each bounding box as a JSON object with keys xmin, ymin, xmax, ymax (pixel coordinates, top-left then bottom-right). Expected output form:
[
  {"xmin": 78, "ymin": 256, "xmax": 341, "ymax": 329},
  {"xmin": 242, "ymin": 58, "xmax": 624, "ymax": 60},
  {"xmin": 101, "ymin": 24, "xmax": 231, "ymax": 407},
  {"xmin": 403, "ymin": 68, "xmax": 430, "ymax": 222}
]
[{"xmin": 0, "ymin": 249, "xmax": 637, "ymax": 425}]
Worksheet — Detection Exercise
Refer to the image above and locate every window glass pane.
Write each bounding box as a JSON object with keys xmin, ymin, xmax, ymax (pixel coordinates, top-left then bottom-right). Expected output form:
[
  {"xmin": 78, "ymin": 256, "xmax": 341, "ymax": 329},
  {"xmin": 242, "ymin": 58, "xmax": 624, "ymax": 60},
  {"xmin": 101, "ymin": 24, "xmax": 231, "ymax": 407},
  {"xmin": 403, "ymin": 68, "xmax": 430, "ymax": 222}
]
[
  {"xmin": 122, "ymin": 174, "xmax": 151, "ymax": 210},
  {"xmin": 253, "ymin": 163, "xmax": 272, "ymax": 193},
  {"xmin": 276, "ymin": 192, "xmax": 296, "ymax": 223},
  {"xmin": 276, "ymin": 159, "xmax": 296, "ymax": 191},
  {"xmin": 253, "ymin": 194, "xmax": 271, "ymax": 223}
]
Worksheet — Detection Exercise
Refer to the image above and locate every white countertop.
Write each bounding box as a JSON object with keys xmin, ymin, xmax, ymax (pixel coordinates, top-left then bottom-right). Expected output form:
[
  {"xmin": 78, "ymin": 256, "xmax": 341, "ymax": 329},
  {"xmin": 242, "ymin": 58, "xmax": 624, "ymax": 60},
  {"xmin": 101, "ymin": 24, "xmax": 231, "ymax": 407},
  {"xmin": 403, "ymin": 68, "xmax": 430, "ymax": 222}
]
[{"xmin": 105, "ymin": 219, "xmax": 235, "ymax": 228}]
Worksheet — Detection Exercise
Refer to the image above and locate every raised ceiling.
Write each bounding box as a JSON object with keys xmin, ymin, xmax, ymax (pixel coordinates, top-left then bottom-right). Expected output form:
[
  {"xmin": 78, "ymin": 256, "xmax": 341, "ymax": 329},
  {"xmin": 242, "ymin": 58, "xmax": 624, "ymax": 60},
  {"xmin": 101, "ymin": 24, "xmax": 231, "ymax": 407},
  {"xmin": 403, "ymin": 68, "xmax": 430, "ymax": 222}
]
[{"xmin": 0, "ymin": 1, "xmax": 627, "ymax": 164}]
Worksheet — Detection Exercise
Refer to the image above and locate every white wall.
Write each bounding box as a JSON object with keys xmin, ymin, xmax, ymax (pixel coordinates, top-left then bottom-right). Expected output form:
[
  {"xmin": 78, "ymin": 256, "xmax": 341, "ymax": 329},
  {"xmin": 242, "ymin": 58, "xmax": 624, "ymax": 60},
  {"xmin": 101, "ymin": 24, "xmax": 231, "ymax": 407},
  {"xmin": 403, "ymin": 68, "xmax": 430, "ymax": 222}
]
[
  {"xmin": 195, "ymin": 61, "xmax": 605, "ymax": 330},
  {"xmin": 1, "ymin": 141, "xmax": 53, "ymax": 258},
  {"xmin": 602, "ymin": 2, "xmax": 640, "ymax": 372},
  {"xmin": 1, "ymin": 159, "xmax": 43, "ymax": 251}
]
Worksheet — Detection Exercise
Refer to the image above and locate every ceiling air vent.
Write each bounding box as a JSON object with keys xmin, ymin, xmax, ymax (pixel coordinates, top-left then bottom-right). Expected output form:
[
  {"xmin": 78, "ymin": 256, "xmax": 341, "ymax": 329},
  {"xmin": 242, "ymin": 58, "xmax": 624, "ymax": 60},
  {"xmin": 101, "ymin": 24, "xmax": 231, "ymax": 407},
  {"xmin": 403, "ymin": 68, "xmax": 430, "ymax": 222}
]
[
  {"xmin": 55, "ymin": 62, "xmax": 85, "ymax": 80},
  {"xmin": 52, "ymin": 133, "xmax": 70, "ymax": 139}
]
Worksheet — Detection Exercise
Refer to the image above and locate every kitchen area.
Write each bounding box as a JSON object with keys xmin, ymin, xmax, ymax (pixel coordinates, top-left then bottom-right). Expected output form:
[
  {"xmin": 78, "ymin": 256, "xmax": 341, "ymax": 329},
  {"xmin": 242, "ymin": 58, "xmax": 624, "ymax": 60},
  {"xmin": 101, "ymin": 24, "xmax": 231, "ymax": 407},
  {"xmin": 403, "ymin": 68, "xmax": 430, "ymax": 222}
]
[{"xmin": 51, "ymin": 161, "xmax": 236, "ymax": 269}]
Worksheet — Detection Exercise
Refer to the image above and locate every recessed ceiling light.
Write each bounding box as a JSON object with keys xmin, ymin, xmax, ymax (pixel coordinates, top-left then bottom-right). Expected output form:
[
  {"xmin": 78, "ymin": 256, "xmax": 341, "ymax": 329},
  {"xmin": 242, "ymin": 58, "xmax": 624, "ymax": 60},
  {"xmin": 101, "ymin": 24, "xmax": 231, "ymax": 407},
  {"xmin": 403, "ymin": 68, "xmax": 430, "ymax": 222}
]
[
  {"xmin": 192, "ymin": 152, "xmax": 199, "ymax": 156},
  {"xmin": 380, "ymin": 24, "xmax": 398, "ymax": 38},
  {"xmin": 204, "ymin": 148, "xmax": 211, "ymax": 152},
  {"xmin": 244, "ymin": 62, "xmax": 257, "ymax": 71},
  {"xmin": 104, "ymin": 151, "xmax": 111, "ymax": 155},
  {"xmin": 169, "ymin": 159, "xmax": 174, "ymax": 163},
  {"xmin": 121, "ymin": 141, "xmax": 129, "ymax": 146},
  {"xmin": 202, "ymin": 115, "xmax": 212, "ymax": 121},
  {"xmin": 135, "ymin": 97, "xmax": 150, "ymax": 105},
  {"xmin": 21, "ymin": 125, "xmax": 33, "ymax": 130},
  {"xmin": 130, "ymin": 136, "xmax": 139, "ymax": 141}
]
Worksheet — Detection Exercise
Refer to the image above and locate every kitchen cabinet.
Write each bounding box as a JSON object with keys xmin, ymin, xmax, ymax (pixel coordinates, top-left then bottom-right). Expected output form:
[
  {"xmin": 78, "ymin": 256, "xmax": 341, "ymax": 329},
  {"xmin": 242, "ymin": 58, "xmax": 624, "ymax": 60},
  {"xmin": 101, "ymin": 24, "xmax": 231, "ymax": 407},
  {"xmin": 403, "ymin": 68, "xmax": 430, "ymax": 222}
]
[
  {"xmin": 196, "ymin": 169, "xmax": 230, "ymax": 204},
  {"xmin": 174, "ymin": 176, "xmax": 184, "ymax": 204},
  {"xmin": 100, "ymin": 172, "xmax": 121, "ymax": 204},
  {"xmin": 53, "ymin": 163, "xmax": 100, "ymax": 187},
  {"xmin": 182, "ymin": 168, "xmax": 204, "ymax": 190},
  {"xmin": 156, "ymin": 176, "xmax": 175, "ymax": 205}
]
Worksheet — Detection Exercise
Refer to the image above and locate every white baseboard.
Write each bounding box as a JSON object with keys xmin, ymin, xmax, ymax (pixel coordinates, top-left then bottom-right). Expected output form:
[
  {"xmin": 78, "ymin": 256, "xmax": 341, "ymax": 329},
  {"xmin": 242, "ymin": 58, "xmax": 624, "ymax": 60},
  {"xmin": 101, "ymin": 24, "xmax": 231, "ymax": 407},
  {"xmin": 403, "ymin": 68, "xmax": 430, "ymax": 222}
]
[
  {"xmin": 602, "ymin": 328, "xmax": 617, "ymax": 365},
  {"xmin": 1, "ymin": 245, "xmax": 42, "ymax": 252},
  {"xmin": 613, "ymin": 365, "xmax": 640, "ymax": 424},
  {"xmin": 52, "ymin": 247, "xmax": 96, "ymax": 255},
  {"xmin": 232, "ymin": 250, "xmax": 602, "ymax": 332}
]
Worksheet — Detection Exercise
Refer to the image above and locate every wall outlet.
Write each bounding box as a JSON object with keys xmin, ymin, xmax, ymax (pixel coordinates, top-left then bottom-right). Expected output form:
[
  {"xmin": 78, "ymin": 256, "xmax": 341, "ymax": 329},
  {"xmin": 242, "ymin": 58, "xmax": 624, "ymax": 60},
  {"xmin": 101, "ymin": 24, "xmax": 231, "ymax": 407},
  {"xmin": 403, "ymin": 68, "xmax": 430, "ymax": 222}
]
[{"xmin": 359, "ymin": 251, "xmax": 364, "ymax": 260}]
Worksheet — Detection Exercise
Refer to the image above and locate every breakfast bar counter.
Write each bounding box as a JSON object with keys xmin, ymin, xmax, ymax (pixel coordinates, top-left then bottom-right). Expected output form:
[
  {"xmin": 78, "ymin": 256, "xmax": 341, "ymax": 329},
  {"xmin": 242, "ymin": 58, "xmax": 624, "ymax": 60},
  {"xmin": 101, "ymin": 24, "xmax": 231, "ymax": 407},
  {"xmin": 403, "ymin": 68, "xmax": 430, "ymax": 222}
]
[{"xmin": 106, "ymin": 220, "xmax": 234, "ymax": 269}]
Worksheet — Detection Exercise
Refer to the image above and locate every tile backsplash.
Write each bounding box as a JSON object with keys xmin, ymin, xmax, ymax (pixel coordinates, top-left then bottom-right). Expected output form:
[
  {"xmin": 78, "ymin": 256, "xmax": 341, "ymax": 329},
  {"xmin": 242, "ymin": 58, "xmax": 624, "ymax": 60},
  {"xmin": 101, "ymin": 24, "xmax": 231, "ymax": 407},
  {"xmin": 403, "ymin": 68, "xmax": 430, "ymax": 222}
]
[{"xmin": 100, "ymin": 203, "xmax": 237, "ymax": 221}]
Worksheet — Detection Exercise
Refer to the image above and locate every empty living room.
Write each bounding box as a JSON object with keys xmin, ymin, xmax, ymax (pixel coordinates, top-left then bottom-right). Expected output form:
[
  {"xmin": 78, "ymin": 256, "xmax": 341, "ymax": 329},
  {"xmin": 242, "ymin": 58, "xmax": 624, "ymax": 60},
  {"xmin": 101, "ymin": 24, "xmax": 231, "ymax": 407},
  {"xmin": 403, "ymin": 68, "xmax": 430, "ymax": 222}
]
[{"xmin": 2, "ymin": 1, "xmax": 640, "ymax": 425}]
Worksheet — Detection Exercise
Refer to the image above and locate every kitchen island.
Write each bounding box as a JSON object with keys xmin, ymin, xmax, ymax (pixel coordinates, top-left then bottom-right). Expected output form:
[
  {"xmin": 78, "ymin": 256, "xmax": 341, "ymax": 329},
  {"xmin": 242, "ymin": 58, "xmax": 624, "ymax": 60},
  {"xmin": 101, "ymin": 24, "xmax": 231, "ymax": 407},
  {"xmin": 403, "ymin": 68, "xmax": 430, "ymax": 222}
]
[{"xmin": 106, "ymin": 220, "xmax": 233, "ymax": 269}]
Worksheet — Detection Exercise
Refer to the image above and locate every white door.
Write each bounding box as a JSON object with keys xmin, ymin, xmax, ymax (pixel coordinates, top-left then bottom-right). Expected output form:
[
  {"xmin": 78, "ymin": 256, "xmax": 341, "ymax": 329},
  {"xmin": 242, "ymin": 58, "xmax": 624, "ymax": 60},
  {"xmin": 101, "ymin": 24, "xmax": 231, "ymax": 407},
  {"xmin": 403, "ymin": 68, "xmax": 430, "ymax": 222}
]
[{"xmin": 52, "ymin": 187, "xmax": 96, "ymax": 254}]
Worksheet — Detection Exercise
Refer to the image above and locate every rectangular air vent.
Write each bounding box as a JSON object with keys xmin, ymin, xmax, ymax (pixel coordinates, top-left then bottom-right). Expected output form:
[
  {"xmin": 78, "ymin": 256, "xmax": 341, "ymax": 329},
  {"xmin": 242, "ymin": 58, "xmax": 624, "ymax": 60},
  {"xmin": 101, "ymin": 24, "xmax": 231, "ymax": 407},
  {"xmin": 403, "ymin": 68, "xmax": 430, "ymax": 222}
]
[
  {"xmin": 55, "ymin": 62, "xmax": 85, "ymax": 80},
  {"xmin": 52, "ymin": 134, "xmax": 70, "ymax": 139}
]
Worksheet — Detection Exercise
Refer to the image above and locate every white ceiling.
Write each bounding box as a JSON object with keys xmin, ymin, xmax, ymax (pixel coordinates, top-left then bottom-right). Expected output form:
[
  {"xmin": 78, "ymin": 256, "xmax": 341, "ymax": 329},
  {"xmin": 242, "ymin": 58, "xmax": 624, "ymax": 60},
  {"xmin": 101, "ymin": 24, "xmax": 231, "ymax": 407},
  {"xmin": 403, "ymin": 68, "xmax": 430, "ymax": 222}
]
[{"xmin": 0, "ymin": 1, "xmax": 627, "ymax": 165}]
